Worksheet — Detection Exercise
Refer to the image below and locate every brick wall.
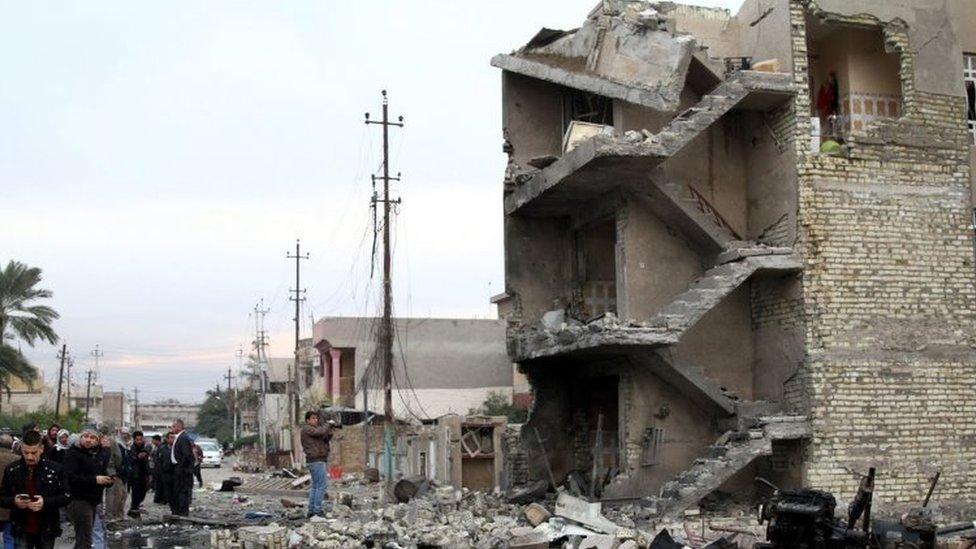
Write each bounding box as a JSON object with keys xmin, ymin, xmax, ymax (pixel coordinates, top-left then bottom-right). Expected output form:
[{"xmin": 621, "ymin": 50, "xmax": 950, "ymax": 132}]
[{"xmin": 789, "ymin": 0, "xmax": 976, "ymax": 503}]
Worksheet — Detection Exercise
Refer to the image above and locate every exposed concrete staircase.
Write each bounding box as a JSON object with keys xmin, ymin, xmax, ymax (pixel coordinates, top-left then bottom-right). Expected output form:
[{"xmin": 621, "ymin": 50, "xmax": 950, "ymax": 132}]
[
  {"xmin": 656, "ymin": 430, "xmax": 772, "ymax": 519},
  {"xmin": 644, "ymin": 84, "xmax": 751, "ymax": 155},
  {"xmin": 652, "ymin": 417, "xmax": 812, "ymax": 519},
  {"xmin": 642, "ymin": 71, "xmax": 792, "ymax": 157},
  {"xmin": 647, "ymin": 253, "xmax": 801, "ymax": 334},
  {"xmin": 505, "ymin": 71, "xmax": 793, "ymax": 217}
]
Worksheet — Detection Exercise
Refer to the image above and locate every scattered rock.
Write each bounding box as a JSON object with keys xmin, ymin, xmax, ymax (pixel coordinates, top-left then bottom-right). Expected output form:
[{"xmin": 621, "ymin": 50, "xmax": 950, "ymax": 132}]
[{"xmin": 523, "ymin": 502, "xmax": 551, "ymax": 527}]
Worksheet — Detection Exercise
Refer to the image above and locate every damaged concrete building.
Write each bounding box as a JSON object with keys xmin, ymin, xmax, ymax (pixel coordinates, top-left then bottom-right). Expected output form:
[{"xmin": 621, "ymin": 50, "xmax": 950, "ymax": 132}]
[{"xmin": 491, "ymin": 0, "xmax": 976, "ymax": 514}]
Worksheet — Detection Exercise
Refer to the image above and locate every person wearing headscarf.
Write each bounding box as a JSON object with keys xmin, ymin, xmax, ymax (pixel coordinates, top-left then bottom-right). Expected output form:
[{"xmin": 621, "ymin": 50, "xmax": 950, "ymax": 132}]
[
  {"xmin": 101, "ymin": 433, "xmax": 128, "ymax": 521},
  {"xmin": 43, "ymin": 430, "xmax": 70, "ymax": 464}
]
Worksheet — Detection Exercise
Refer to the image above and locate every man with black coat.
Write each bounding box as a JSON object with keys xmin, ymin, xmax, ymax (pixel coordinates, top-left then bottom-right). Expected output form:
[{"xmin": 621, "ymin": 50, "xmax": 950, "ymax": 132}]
[
  {"xmin": 169, "ymin": 420, "xmax": 195, "ymax": 516},
  {"xmin": 62, "ymin": 429, "xmax": 114, "ymax": 549},
  {"xmin": 153, "ymin": 433, "xmax": 174, "ymax": 506},
  {"xmin": 127, "ymin": 431, "xmax": 151, "ymax": 518},
  {"xmin": 0, "ymin": 431, "xmax": 70, "ymax": 549}
]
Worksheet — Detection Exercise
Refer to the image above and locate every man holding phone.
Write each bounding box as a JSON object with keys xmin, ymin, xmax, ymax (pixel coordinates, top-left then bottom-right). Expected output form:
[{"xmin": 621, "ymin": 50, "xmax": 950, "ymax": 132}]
[{"xmin": 0, "ymin": 431, "xmax": 69, "ymax": 548}]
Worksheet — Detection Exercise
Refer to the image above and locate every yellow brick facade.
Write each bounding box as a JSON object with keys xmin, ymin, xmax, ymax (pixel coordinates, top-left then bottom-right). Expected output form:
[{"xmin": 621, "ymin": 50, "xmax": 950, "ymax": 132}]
[{"xmin": 790, "ymin": 0, "xmax": 976, "ymax": 503}]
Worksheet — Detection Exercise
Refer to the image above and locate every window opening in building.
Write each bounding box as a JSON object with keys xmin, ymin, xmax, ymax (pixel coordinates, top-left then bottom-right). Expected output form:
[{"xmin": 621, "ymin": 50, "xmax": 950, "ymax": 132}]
[
  {"xmin": 965, "ymin": 54, "xmax": 975, "ymax": 145},
  {"xmin": 561, "ymin": 89, "xmax": 614, "ymax": 153},
  {"xmin": 806, "ymin": 16, "xmax": 902, "ymax": 150}
]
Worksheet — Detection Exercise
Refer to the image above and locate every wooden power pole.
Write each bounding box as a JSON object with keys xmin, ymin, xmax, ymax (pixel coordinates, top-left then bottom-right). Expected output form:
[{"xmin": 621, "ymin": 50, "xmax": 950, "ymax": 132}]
[
  {"xmin": 55, "ymin": 344, "xmax": 67, "ymax": 418},
  {"xmin": 224, "ymin": 365, "xmax": 234, "ymax": 422},
  {"xmin": 84, "ymin": 369, "xmax": 93, "ymax": 425},
  {"xmin": 253, "ymin": 300, "xmax": 270, "ymax": 455},
  {"xmin": 365, "ymin": 89, "xmax": 404, "ymax": 483},
  {"xmin": 287, "ymin": 239, "xmax": 309, "ymax": 426}
]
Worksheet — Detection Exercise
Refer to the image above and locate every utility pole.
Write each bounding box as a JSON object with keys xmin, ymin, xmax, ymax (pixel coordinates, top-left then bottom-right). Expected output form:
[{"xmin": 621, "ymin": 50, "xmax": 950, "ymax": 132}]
[
  {"xmin": 224, "ymin": 365, "xmax": 234, "ymax": 422},
  {"xmin": 66, "ymin": 357, "xmax": 73, "ymax": 409},
  {"xmin": 55, "ymin": 344, "xmax": 68, "ymax": 419},
  {"xmin": 235, "ymin": 346, "xmax": 243, "ymax": 441},
  {"xmin": 286, "ymin": 240, "xmax": 309, "ymax": 426},
  {"xmin": 365, "ymin": 89, "xmax": 404, "ymax": 484},
  {"xmin": 133, "ymin": 388, "xmax": 140, "ymax": 429},
  {"xmin": 84, "ymin": 369, "xmax": 93, "ymax": 425},
  {"xmin": 90, "ymin": 345, "xmax": 103, "ymax": 382},
  {"xmin": 85, "ymin": 345, "xmax": 102, "ymax": 426},
  {"xmin": 253, "ymin": 300, "xmax": 270, "ymax": 456}
]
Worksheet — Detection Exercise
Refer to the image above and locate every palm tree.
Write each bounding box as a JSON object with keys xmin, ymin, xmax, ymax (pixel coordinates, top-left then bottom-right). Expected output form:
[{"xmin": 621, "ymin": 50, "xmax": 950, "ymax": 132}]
[{"xmin": 0, "ymin": 260, "xmax": 60, "ymax": 405}]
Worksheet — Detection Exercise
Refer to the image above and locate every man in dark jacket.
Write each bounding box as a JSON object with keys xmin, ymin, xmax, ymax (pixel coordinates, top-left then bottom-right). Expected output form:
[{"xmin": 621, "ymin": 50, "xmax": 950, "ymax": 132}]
[
  {"xmin": 300, "ymin": 411, "xmax": 334, "ymax": 518},
  {"xmin": 169, "ymin": 420, "xmax": 195, "ymax": 516},
  {"xmin": 62, "ymin": 429, "xmax": 114, "ymax": 549},
  {"xmin": 0, "ymin": 431, "xmax": 69, "ymax": 548},
  {"xmin": 152, "ymin": 434, "xmax": 172, "ymax": 505},
  {"xmin": 127, "ymin": 431, "xmax": 151, "ymax": 518}
]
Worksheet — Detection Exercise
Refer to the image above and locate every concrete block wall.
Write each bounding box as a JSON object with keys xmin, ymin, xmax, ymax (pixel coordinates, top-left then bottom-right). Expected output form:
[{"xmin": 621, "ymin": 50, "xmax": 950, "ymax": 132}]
[{"xmin": 789, "ymin": 0, "xmax": 976, "ymax": 503}]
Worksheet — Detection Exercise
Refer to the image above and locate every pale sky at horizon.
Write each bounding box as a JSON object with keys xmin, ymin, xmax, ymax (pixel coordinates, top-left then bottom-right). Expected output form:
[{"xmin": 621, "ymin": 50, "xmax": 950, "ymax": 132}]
[{"xmin": 1, "ymin": 0, "xmax": 745, "ymax": 403}]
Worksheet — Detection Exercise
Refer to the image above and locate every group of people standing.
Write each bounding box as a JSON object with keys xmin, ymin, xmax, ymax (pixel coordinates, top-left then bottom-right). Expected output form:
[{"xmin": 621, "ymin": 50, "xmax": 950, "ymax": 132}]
[{"xmin": 0, "ymin": 418, "xmax": 202, "ymax": 549}]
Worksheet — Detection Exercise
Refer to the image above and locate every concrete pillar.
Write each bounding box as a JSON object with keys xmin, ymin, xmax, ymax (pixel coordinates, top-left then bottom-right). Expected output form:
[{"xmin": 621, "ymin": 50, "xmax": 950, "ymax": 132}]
[{"xmin": 329, "ymin": 348, "xmax": 343, "ymax": 399}]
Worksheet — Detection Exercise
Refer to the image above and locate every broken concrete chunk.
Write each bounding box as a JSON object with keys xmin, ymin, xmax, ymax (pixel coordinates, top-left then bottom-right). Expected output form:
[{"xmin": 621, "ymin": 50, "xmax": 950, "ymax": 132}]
[
  {"xmin": 523, "ymin": 502, "xmax": 552, "ymax": 527},
  {"xmin": 555, "ymin": 493, "xmax": 619, "ymax": 534},
  {"xmin": 509, "ymin": 529, "xmax": 550, "ymax": 549}
]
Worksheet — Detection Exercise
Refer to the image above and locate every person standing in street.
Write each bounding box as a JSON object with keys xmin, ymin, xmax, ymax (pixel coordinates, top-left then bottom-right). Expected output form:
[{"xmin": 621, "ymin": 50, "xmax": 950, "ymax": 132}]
[
  {"xmin": 61, "ymin": 429, "xmax": 114, "ymax": 549},
  {"xmin": 299, "ymin": 411, "xmax": 334, "ymax": 518},
  {"xmin": 169, "ymin": 420, "xmax": 194, "ymax": 516},
  {"xmin": 152, "ymin": 434, "xmax": 171, "ymax": 506},
  {"xmin": 0, "ymin": 434, "xmax": 20, "ymax": 549},
  {"xmin": 0, "ymin": 431, "xmax": 69, "ymax": 549},
  {"xmin": 41, "ymin": 427, "xmax": 58, "ymax": 456},
  {"xmin": 43, "ymin": 431, "xmax": 68, "ymax": 465},
  {"xmin": 127, "ymin": 432, "xmax": 150, "ymax": 518},
  {"xmin": 191, "ymin": 443, "xmax": 203, "ymax": 488},
  {"xmin": 103, "ymin": 434, "xmax": 130, "ymax": 521}
]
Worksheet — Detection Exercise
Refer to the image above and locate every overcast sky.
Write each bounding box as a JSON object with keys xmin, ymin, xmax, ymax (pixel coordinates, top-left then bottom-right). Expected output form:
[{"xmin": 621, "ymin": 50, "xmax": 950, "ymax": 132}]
[{"xmin": 0, "ymin": 0, "xmax": 744, "ymax": 403}]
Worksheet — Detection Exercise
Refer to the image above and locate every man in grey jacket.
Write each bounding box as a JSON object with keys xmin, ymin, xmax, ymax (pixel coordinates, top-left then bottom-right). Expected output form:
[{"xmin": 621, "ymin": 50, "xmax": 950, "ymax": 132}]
[{"xmin": 299, "ymin": 412, "xmax": 333, "ymax": 518}]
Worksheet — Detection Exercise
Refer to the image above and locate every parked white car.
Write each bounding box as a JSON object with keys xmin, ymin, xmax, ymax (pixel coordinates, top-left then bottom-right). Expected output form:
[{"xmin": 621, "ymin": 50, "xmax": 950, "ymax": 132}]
[{"xmin": 196, "ymin": 440, "xmax": 223, "ymax": 468}]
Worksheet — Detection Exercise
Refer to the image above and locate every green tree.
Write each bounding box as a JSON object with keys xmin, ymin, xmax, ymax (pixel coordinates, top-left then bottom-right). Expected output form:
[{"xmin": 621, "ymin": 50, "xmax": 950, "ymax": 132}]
[
  {"xmin": 0, "ymin": 261, "xmax": 59, "ymax": 407},
  {"xmin": 196, "ymin": 384, "xmax": 259, "ymax": 446},
  {"xmin": 0, "ymin": 407, "xmax": 86, "ymax": 434},
  {"xmin": 468, "ymin": 391, "xmax": 528, "ymax": 424},
  {"xmin": 196, "ymin": 386, "xmax": 233, "ymax": 443}
]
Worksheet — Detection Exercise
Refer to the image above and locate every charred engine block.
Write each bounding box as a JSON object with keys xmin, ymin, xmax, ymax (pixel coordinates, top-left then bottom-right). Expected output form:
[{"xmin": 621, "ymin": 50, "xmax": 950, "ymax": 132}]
[{"xmin": 756, "ymin": 489, "xmax": 869, "ymax": 549}]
